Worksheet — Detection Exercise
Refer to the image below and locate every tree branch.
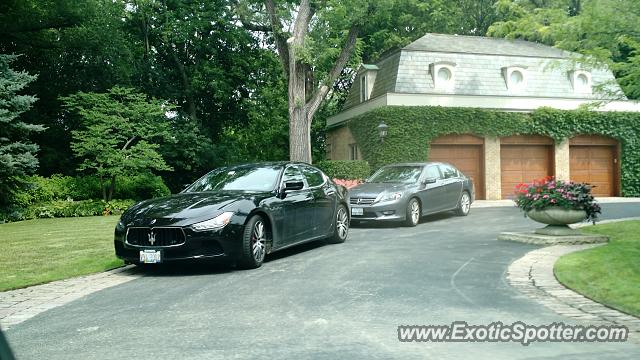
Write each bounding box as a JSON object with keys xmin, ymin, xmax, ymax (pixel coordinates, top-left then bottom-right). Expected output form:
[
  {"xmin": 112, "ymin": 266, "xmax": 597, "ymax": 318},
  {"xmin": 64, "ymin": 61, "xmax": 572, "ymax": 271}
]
[
  {"xmin": 265, "ymin": 0, "xmax": 291, "ymax": 76},
  {"xmin": 306, "ymin": 24, "xmax": 359, "ymax": 118}
]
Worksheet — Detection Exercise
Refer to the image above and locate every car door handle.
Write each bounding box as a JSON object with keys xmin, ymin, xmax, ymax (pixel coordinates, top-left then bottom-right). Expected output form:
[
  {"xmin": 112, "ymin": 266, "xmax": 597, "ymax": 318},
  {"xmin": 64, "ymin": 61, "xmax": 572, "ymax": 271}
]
[{"xmin": 324, "ymin": 190, "xmax": 336, "ymax": 196}]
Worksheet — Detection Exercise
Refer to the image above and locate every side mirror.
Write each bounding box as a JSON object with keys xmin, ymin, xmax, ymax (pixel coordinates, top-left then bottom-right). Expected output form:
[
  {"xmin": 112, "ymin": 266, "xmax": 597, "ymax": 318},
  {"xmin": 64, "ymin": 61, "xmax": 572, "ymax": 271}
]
[
  {"xmin": 425, "ymin": 177, "xmax": 438, "ymax": 184},
  {"xmin": 284, "ymin": 181, "xmax": 304, "ymax": 191}
]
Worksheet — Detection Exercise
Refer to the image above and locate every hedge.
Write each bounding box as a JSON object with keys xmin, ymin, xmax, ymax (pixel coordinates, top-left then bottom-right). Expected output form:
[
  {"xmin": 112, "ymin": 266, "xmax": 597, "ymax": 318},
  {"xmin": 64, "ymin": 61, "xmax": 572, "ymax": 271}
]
[
  {"xmin": 346, "ymin": 106, "xmax": 640, "ymax": 196},
  {"xmin": 316, "ymin": 160, "xmax": 371, "ymax": 180},
  {"xmin": 11, "ymin": 173, "xmax": 170, "ymax": 208},
  {"xmin": 1, "ymin": 199, "xmax": 135, "ymax": 223}
]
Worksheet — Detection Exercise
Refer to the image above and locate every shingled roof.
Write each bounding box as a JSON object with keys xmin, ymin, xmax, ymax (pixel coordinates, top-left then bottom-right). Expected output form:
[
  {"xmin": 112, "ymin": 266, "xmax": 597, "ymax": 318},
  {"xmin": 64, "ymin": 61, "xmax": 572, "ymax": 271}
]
[
  {"xmin": 403, "ymin": 33, "xmax": 571, "ymax": 59},
  {"xmin": 340, "ymin": 33, "xmax": 624, "ymax": 111}
]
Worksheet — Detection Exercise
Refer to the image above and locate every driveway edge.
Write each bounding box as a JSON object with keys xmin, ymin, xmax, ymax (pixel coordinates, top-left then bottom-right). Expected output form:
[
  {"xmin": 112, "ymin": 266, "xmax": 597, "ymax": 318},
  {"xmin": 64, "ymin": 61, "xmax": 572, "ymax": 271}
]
[
  {"xmin": 0, "ymin": 265, "xmax": 140, "ymax": 330},
  {"xmin": 507, "ymin": 244, "xmax": 640, "ymax": 339}
]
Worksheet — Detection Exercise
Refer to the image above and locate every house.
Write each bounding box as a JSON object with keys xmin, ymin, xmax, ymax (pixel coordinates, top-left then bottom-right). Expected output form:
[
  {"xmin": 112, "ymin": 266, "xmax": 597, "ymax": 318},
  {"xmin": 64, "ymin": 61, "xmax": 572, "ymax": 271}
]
[{"xmin": 326, "ymin": 33, "xmax": 640, "ymax": 200}]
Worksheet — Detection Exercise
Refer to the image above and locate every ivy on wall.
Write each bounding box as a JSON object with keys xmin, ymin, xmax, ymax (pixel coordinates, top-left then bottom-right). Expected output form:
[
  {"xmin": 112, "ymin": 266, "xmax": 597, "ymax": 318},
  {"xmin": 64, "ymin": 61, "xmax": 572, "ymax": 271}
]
[{"xmin": 346, "ymin": 106, "xmax": 640, "ymax": 196}]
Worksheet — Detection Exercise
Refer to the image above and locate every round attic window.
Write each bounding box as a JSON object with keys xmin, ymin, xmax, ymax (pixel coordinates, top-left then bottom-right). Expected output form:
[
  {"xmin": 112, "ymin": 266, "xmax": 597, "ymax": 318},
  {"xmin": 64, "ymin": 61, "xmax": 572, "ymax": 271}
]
[
  {"xmin": 577, "ymin": 73, "xmax": 589, "ymax": 87},
  {"xmin": 437, "ymin": 67, "xmax": 452, "ymax": 82},
  {"xmin": 510, "ymin": 70, "xmax": 524, "ymax": 85}
]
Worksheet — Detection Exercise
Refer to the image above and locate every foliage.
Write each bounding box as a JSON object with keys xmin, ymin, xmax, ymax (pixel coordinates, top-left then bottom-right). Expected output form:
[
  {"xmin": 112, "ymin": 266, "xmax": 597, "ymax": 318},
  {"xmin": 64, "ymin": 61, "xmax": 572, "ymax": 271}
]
[
  {"xmin": 61, "ymin": 86, "xmax": 173, "ymax": 201},
  {"xmin": 1, "ymin": 199, "xmax": 135, "ymax": 223},
  {"xmin": 316, "ymin": 160, "xmax": 371, "ymax": 180},
  {"xmin": 513, "ymin": 176, "xmax": 601, "ymax": 222},
  {"xmin": 0, "ymin": 54, "xmax": 44, "ymax": 206},
  {"xmin": 11, "ymin": 174, "xmax": 169, "ymax": 209},
  {"xmin": 1, "ymin": 0, "xmax": 139, "ymax": 174},
  {"xmin": 346, "ymin": 106, "xmax": 640, "ymax": 196}
]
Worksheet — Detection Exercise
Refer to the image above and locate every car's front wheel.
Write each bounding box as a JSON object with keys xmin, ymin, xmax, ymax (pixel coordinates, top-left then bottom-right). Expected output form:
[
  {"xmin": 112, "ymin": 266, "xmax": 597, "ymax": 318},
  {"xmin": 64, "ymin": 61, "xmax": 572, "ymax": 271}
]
[
  {"xmin": 238, "ymin": 215, "xmax": 268, "ymax": 269},
  {"xmin": 455, "ymin": 191, "xmax": 471, "ymax": 216},
  {"xmin": 327, "ymin": 204, "xmax": 349, "ymax": 244},
  {"xmin": 405, "ymin": 198, "xmax": 421, "ymax": 227}
]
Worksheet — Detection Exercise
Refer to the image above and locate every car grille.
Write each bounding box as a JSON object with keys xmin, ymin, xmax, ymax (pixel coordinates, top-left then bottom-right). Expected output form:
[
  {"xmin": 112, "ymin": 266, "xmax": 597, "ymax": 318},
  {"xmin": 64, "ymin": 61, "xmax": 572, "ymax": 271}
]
[
  {"xmin": 349, "ymin": 197, "xmax": 376, "ymax": 205},
  {"xmin": 126, "ymin": 227, "xmax": 186, "ymax": 247}
]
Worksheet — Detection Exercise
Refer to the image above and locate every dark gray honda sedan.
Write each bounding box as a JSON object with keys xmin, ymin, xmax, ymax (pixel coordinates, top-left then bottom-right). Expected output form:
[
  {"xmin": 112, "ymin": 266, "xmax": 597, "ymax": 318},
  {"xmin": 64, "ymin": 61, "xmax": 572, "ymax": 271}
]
[{"xmin": 348, "ymin": 162, "xmax": 475, "ymax": 226}]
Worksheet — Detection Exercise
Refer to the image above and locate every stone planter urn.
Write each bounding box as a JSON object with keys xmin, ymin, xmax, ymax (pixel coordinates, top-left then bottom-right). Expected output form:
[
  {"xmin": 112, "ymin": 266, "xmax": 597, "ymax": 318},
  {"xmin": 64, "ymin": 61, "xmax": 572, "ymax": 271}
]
[{"xmin": 526, "ymin": 207, "xmax": 587, "ymax": 236}]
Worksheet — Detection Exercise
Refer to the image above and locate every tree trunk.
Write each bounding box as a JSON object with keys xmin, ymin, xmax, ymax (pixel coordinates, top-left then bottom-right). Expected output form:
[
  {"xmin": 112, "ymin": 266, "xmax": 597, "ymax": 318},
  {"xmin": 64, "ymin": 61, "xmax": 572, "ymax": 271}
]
[
  {"xmin": 108, "ymin": 175, "xmax": 116, "ymax": 202},
  {"xmin": 289, "ymin": 106, "xmax": 311, "ymax": 163},
  {"xmin": 99, "ymin": 175, "xmax": 107, "ymax": 202}
]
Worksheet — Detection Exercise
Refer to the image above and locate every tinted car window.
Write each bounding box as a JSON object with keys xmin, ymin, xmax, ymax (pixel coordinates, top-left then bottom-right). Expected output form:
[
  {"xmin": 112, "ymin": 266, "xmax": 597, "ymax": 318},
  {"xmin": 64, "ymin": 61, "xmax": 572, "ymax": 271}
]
[
  {"xmin": 281, "ymin": 165, "xmax": 306, "ymax": 187},
  {"xmin": 300, "ymin": 165, "xmax": 325, "ymax": 187},
  {"xmin": 184, "ymin": 165, "xmax": 281, "ymax": 192},
  {"xmin": 425, "ymin": 166, "xmax": 441, "ymax": 180},
  {"xmin": 440, "ymin": 165, "xmax": 459, "ymax": 179},
  {"xmin": 368, "ymin": 166, "xmax": 423, "ymax": 184}
]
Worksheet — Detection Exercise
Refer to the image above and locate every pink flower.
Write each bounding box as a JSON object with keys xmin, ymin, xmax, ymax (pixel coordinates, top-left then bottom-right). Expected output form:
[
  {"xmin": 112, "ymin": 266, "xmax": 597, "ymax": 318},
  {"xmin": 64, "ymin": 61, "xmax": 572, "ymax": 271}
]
[{"xmin": 543, "ymin": 195, "xmax": 549, "ymax": 199}]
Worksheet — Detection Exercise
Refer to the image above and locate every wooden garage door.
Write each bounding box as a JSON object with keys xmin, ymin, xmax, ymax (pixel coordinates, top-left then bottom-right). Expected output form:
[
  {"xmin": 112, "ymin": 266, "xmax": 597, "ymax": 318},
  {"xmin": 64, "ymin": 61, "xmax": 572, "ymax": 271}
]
[
  {"xmin": 501, "ymin": 145, "xmax": 552, "ymax": 199},
  {"xmin": 569, "ymin": 136, "xmax": 617, "ymax": 196},
  {"xmin": 429, "ymin": 134, "xmax": 484, "ymax": 199}
]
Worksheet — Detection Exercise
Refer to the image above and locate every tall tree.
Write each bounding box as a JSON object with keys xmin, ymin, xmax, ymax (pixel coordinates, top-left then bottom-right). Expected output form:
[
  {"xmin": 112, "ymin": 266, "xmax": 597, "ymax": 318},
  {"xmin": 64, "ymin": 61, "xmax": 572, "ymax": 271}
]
[
  {"xmin": 238, "ymin": 0, "xmax": 381, "ymax": 163},
  {"xmin": 61, "ymin": 87, "xmax": 173, "ymax": 201},
  {"xmin": 0, "ymin": 54, "xmax": 44, "ymax": 205}
]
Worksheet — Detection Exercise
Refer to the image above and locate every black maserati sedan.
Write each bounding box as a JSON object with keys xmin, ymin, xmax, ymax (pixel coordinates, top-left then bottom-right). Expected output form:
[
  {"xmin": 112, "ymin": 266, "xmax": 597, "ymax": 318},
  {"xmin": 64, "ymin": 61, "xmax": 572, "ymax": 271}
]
[
  {"xmin": 348, "ymin": 162, "xmax": 475, "ymax": 226},
  {"xmin": 114, "ymin": 162, "xmax": 350, "ymax": 269}
]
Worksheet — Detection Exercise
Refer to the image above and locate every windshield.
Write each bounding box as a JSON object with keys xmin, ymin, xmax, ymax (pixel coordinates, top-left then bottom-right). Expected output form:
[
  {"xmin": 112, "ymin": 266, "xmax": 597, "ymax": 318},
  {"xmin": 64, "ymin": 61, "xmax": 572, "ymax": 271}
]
[
  {"xmin": 183, "ymin": 165, "xmax": 281, "ymax": 192},
  {"xmin": 368, "ymin": 166, "xmax": 423, "ymax": 184}
]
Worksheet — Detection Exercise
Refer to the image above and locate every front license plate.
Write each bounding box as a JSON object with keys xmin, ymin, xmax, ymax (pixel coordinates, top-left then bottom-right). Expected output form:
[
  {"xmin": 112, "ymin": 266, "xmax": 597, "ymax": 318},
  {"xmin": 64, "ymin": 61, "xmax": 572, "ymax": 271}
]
[
  {"xmin": 351, "ymin": 207, "xmax": 363, "ymax": 216},
  {"xmin": 139, "ymin": 250, "xmax": 162, "ymax": 264}
]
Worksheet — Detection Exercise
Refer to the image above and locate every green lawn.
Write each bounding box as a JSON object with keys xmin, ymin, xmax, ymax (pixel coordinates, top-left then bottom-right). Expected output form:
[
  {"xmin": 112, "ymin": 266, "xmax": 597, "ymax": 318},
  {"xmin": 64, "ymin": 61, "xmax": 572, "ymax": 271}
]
[
  {"xmin": 0, "ymin": 216, "xmax": 123, "ymax": 291},
  {"xmin": 554, "ymin": 220, "xmax": 640, "ymax": 317}
]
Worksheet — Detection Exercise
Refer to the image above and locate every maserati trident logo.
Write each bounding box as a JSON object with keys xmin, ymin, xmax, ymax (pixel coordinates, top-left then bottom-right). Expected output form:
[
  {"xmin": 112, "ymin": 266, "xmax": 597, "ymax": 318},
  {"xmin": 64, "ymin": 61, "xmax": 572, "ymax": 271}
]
[
  {"xmin": 357, "ymin": 198, "xmax": 362, "ymax": 204},
  {"xmin": 150, "ymin": 219, "xmax": 157, "ymax": 225},
  {"xmin": 148, "ymin": 231, "xmax": 156, "ymax": 245}
]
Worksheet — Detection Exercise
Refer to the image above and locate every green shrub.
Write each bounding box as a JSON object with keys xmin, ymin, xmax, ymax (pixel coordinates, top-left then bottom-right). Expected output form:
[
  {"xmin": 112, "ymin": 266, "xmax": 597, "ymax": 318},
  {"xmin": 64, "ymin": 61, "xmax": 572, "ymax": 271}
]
[
  {"xmin": 115, "ymin": 174, "xmax": 171, "ymax": 200},
  {"xmin": 1, "ymin": 199, "xmax": 136, "ymax": 222},
  {"xmin": 7, "ymin": 174, "xmax": 170, "ymax": 207},
  {"xmin": 316, "ymin": 160, "xmax": 371, "ymax": 180}
]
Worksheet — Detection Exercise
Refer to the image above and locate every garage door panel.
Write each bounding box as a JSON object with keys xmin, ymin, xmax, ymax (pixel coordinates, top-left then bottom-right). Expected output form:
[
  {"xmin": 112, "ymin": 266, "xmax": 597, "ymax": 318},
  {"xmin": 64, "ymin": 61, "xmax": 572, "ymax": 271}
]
[
  {"xmin": 569, "ymin": 145, "xmax": 615, "ymax": 197},
  {"xmin": 429, "ymin": 144, "xmax": 484, "ymax": 199},
  {"xmin": 501, "ymin": 145, "xmax": 552, "ymax": 199}
]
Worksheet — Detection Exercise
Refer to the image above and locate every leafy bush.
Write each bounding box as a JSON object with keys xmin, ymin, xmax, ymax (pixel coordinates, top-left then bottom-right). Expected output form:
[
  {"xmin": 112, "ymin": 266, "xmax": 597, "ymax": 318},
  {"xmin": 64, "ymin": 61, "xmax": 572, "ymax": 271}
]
[
  {"xmin": 0, "ymin": 199, "xmax": 136, "ymax": 222},
  {"xmin": 316, "ymin": 160, "xmax": 370, "ymax": 180},
  {"xmin": 513, "ymin": 176, "xmax": 601, "ymax": 223},
  {"xmin": 9, "ymin": 173, "xmax": 170, "ymax": 206}
]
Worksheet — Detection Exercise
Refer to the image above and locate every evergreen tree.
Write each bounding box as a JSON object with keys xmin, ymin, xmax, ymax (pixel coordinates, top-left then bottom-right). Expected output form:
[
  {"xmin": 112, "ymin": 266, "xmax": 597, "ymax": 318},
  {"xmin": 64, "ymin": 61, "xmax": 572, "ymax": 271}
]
[{"xmin": 0, "ymin": 54, "xmax": 44, "ymax": 205}]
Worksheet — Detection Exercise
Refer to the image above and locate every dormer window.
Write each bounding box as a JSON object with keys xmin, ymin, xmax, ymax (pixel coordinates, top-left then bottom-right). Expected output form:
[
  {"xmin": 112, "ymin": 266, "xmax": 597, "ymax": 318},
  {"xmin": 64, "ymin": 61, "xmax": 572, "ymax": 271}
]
[
  {"xmin": 570, "ymin": 70, "xmax": 592, "ymax": 93},
  {"xmin": 360, "ymin": 75, "xmax": 368, "ymax": 102},
  {"xmin": 430, "ymin": 61, "xmax": 456, "ymax": 90},
  {"xmin": 502, "ymin": 65, "xmax": 527, "ymax": 91}
]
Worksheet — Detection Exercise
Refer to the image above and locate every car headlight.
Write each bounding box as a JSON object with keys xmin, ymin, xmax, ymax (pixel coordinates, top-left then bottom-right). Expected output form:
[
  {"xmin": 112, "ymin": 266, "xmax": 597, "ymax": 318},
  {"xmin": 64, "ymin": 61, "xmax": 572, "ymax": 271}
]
[
  {"xmin": 191, "ymin": 212, "xmax": 234, "ymax": 232},
  {"xmin": 116, "ymin": 220, "xmax": 125, "ymax": 231},
  {"xmin": 376, "ymin": 192, "xmax": 403, "ymax": 203}
]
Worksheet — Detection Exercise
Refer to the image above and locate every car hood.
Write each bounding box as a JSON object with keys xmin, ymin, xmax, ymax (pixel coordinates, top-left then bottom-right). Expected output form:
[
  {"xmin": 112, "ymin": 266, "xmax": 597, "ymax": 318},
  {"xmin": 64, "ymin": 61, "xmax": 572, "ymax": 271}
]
[
  {"xmin": 349, "ymin": 182, "xmax": 412, "ymax": 198},
  {"xmin": 123, "ymin": 191, "xmax": 263, "ymax": 226}
]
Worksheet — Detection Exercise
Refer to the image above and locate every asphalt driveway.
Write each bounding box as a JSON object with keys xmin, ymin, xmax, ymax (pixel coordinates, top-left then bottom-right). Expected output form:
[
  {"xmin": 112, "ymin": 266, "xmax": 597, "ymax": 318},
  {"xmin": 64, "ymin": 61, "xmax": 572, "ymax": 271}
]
[{"xmin": 6, "ymin": 203, "xmax": 640, "ymax": 359}]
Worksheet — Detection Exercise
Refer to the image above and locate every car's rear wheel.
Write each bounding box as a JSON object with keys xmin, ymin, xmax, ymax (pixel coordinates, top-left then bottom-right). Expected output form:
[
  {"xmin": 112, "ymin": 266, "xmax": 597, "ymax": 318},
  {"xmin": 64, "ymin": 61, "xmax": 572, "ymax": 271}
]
[
  {"xmin": 455, "ymin": 191, "xmax": 471, "ymax": 216},
  {"xmin": 405, "ymin": 198, "xmax": 421, "ymax": 227},
  {"xmin": 327, "ymin": 204, "xmax": 349, "ymax": 244},
  {"xmin": 238, "ymin": 215, "xmax": 267, "ymax": 269}
]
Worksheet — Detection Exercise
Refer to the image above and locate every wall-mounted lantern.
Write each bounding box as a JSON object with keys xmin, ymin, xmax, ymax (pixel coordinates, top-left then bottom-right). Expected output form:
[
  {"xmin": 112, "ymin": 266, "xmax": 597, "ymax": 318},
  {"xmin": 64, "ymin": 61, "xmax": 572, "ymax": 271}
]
[{"xmin": 377, "ymin": 121, "xmax": 389, "ymax": 143}]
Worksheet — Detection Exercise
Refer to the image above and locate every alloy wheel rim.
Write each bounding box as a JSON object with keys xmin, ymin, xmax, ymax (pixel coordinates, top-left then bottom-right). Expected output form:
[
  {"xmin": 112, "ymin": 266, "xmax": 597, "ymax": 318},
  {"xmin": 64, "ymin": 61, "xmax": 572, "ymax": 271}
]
[
  {"xmin": 337, "ymin": 207, "xmax": 349, "ymax": 239},
  {"xmin": 411, "ymin": 201, "xmax": 420, "ymax": 224},
  {"xmin": 251, "ymin": 220, "xmax": 266, "ymax": 263},
  {"xmin": 461, "ymin": 193, "xmax": 470, "ymax": 214}
]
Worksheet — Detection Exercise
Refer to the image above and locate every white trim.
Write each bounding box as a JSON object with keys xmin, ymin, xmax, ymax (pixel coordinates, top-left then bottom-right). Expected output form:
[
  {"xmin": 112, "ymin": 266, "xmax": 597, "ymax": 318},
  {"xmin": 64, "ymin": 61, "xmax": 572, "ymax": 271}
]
[
  {"xmin": 570, "ymin": 70, "xmax": 592, "ymax": 94},
  {"xmin": 430, "ymin": 62, "xmax": 456, "ymax": 90},
  {"xmin": 502, "ymin": 66, "xmax": 528, "ymax": 92},
  {"xmin": 326, "ymin": 93, "xmax": 640, "ymax": 127}
]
